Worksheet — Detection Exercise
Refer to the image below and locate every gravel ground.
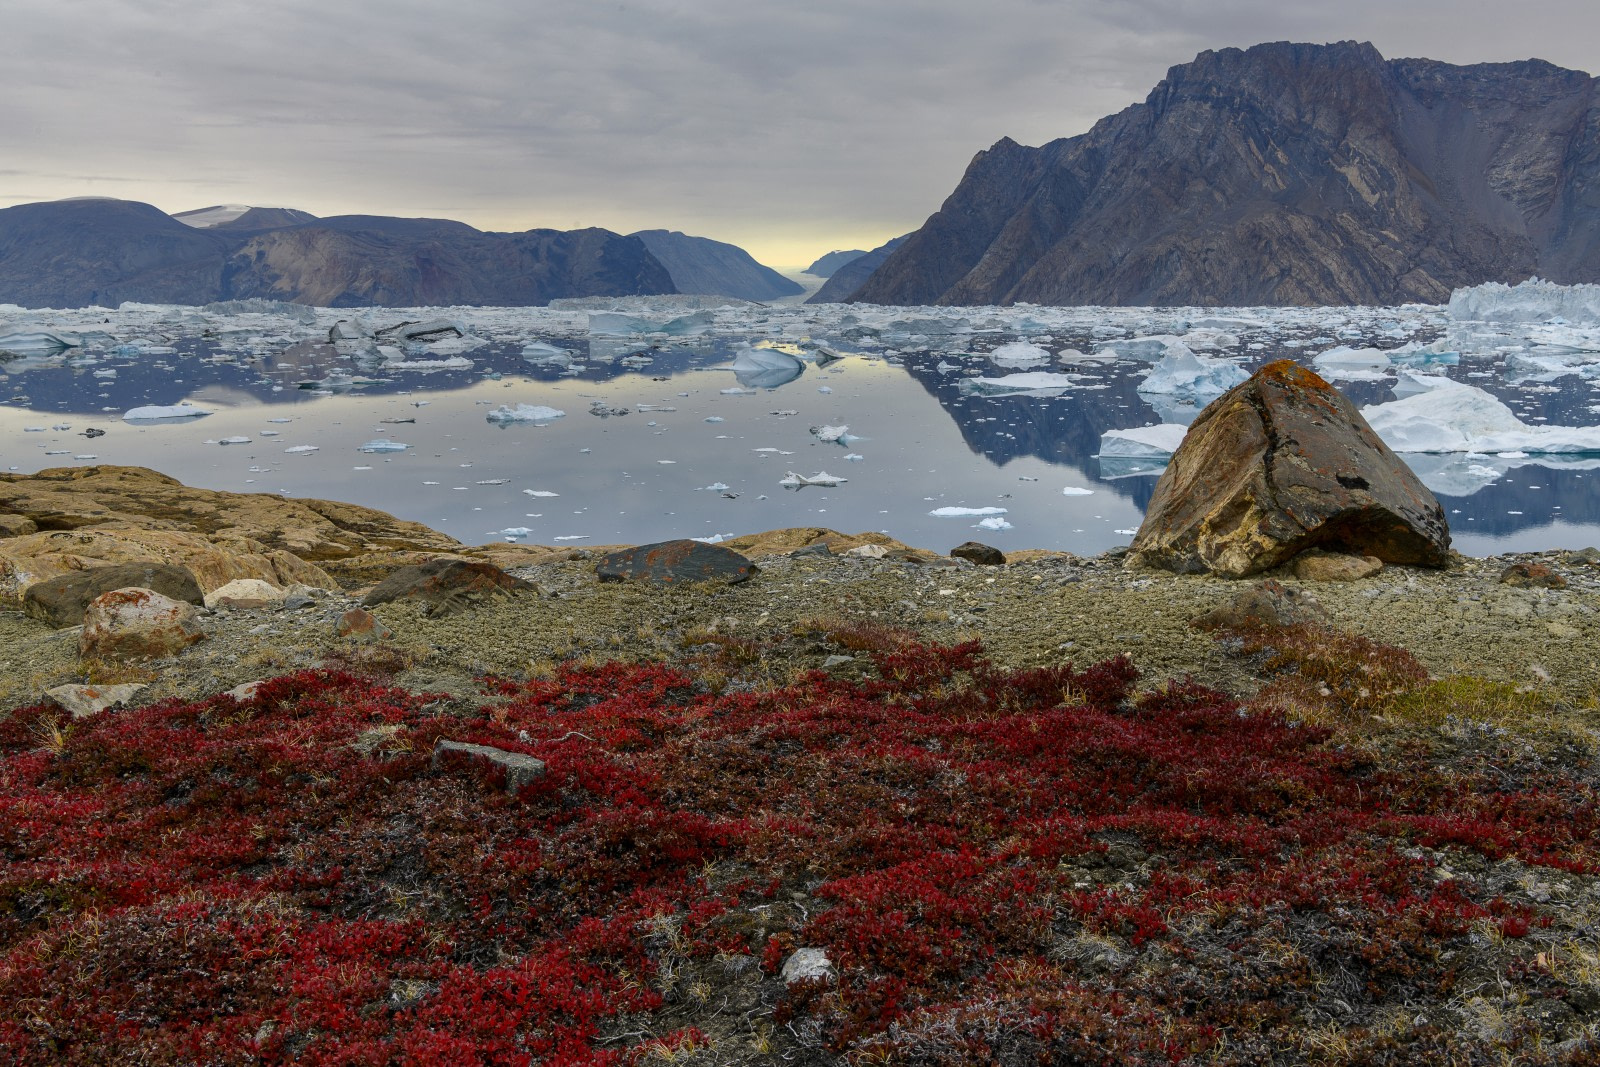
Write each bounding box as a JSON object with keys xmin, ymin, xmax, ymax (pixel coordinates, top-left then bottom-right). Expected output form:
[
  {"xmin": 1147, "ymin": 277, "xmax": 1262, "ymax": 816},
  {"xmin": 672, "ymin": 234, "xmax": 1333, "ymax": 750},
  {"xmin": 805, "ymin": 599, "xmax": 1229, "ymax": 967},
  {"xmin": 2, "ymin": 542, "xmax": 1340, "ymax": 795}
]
[{"xmin": 4, "ymin": 545, "xmax": 1598, "ymax": 713}]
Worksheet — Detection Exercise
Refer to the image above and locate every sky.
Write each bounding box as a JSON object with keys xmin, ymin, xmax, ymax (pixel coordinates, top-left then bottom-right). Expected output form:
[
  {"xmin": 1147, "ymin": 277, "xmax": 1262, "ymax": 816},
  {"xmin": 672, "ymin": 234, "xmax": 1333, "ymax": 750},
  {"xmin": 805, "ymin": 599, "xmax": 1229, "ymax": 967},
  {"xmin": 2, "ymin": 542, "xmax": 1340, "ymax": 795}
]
[{"xmin": 4, "ymin": 1, "xmax": 1598, "ymax": 269}]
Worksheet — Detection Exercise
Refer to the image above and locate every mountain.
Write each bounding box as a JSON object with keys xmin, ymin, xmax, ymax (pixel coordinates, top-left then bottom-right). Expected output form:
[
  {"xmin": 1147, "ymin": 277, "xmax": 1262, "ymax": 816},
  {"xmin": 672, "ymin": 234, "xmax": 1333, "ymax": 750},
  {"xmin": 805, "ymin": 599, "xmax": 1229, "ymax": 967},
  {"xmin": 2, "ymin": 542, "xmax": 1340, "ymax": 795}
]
[
  {"xmin": 0, "ymin": 199, "xmax": 676, "ymax": 308},
  {"xmin": 803, "ymin": 249, "xmax": 869, "ymax": 277},
  {"xmin": 628, "ymin": 230, "xmax": 802, "ymax": 301},
  {"xmin": 806, "ymin": 235, "xmax": 909, "ymax": 304},
  {"xmin": 847, "ymin": 41, "xmax": 1600, "ymax": 307}
]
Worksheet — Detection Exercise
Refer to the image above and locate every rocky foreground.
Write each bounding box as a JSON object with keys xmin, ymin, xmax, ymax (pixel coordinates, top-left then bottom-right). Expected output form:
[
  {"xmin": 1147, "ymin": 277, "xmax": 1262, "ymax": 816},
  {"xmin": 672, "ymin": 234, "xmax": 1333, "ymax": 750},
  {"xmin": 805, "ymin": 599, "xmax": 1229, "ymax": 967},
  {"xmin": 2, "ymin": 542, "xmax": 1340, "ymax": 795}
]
[{"xmin": 6, "ymin": 464, "xmax": 1600, "ymax": 1064}]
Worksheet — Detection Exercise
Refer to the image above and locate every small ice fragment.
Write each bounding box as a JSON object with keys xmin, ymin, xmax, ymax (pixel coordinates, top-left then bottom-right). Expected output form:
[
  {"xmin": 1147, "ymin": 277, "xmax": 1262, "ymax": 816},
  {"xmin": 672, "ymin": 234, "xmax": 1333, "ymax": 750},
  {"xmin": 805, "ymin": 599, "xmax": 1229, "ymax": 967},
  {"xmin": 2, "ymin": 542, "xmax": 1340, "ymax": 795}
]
[
  {"xmin": 499, "ymin": 527, "xmax": 533, "ymax": 537},
  {"xmin": 358, "ymin": 439, "xmax": 409, "ymax": 453},
  {"xmin": 780, "ymin": 470, "xmax": 847, "ymax": 489},
  {"xmin": 486, "ymin": 404, "xmax": 566, "ymax": 423},
  {"xmin": 353, "ymin": 465, "xmax": 373, "ymax": 471},
  {"xmin": 705, "ymin": 416, "xmax": 725, "ymax": 423},
  {"xmin": 811, "ymin": 424, "xmax": 848, "ymax": 443},
  {"xmin": 844, "ymin": 453, "xmax": 864, "ymax": 461},
  {"xmin": 522, "ymin": 489, "xmax": 559, "ymax": 497},
  {"xmin": 976, "ymin": 516, "xmax": 1013, "ymax": 530},
  {"xmin": 1061, "ymin": 486, "xmax": 1094, "ymax": 496},
  {"xmin": 658, "ymin": 459, "xmax": 676, "ymax": 464},
  {"xmin": 930, "ymin": 506, "xmax": 1007, "ymax": 517},
  {"xmin": 818, "ymin": 386, "xmax": 833, "ymax": 393},
  {"xmin": 123, "ymin": 403, "xmax": 212, "ymax": 420},
  {"xmin": 267, "ymin": 417, "xmax": 292, "ymax": 423},
  {"xmin": 284, "ymin": 445, "xmax": 319, "ymax": 454},
  {"xmin": 219, "ymin": 436, "xmax": 252, "ymax": 445},
  {"xmin": 553, "ymin": 534, "xmax": 590, "ymax": 541}
]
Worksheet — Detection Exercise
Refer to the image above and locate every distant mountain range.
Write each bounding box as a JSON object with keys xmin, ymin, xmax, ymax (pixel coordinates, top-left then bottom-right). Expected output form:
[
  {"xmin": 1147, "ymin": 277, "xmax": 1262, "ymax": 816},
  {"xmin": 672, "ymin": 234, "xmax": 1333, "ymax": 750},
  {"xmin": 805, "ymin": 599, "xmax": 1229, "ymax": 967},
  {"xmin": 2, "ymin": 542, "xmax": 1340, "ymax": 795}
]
[
  {"xmin": 840, "ymin": 41, "xmax": 1600, "ymax": 307},
  {"xmin": 803, "ymin": 249, "xmax": 868, "ymax": 277},
  {"xmin": 0, "ymin": 199, "xmax": 796, "ymax": 308},
  {"xmin": 807, "ymin": 235, "xmax": 910, "ymax": 304}
]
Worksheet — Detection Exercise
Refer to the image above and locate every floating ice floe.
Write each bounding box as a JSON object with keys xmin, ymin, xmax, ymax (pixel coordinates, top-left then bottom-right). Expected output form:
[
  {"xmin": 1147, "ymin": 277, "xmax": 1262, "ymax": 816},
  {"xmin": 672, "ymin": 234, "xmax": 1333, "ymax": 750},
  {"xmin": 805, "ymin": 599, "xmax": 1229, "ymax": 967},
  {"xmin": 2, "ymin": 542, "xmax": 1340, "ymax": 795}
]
[
  {"xmin": 0, "ymin": 330, "xmax": 82, "ymax": 354},
  {"xmin": 284, "ymin": 445, "xmax": 319, "ymax": 454},
  {"xmin": 1137, "ymin": 349, "xmax": 1248, "ymax": 396},
  {"xmin": 522, "ymin": 489, "xmax": 559, "ymax": 497},
  {"xmin": 1362, "ymin": 378, "xmax": 1600, "ymax": 454},
  {"xmin": 1061, "ymin": 486, "xmax": 1094, "ymax": 496},
  {"xmin": 986, "ymin": 341, "xmax": 1051, "ymax": 367},
  {"xmin": 958, "ymin": 372, "xmax": 1082, "ymax": 397},
  {"xmin": 588, "ymin": 310, "xmax": 714, "ymax": 337},
  {"xmin": 976, "ymin": 516, "xmax": 1013, "ymax": 531},
  {"xmin": 730, "ymin": 345, "xmax": 804, "ymax": 389},
  {"xmin": 1096, "ymin": 424, "xmax": 1189, "ymax": 460},
  {"xmin": 218, "ymin": 436, "xmax": 252, "ymax": 445},
  {"xmin": 930, "ymin": 506, "xmax": 1008, "ymax": 517},
  {"xmin": 1093, "ymin": 335, "xmax": 1191, "ymax": 361},
  {"xmin": 520, "ymin": 342, "xmax": 572, "ymax": 366},
  {"xmin": 382, "ymin": 356, "xmax": 474, "ymax": 371},
  {"xmin": 780, "ymin": 470, "xmax": 847, "ymax": 489},
  {"xmin": 485, "ymin": 404, "xmax": 566, "ymax": 423},
  {"xmin": 357, "ymin": 439, "xmax": 409, "ymax": 453},
  {"xmin": 123, "ymin": 404, "xmax": 213, "ymax": 421},
  {"xmin": 810, "ymin": 424, "xmax": 848, "ymax": 443},
  {"xmin": 1311, "ymin": 346, "xmax": 1397, "ymax": 381}
]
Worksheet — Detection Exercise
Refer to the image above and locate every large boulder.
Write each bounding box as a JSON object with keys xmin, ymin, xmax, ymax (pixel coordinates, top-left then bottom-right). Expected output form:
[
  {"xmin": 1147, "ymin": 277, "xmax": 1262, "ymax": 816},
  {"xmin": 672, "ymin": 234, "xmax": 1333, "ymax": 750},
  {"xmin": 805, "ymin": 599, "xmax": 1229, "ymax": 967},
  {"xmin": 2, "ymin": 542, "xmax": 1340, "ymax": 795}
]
[
  {"xmin": 80, "ymin": 587, "xmax": 207, "ymax": 662},
  {"xmin": 1128, "ymin": 361, "xmax": 1449, "ymax": 577},
  {"xmin": 363, "ymin": 558, "xmax": 533, "ymax": 616},
  {"xmin": 24, "ymin": 562, "xmax": 204, "ymax": 628},
  {"xmin": 595, "ymin": 539, "xmax": 757, "ymax": 585}
]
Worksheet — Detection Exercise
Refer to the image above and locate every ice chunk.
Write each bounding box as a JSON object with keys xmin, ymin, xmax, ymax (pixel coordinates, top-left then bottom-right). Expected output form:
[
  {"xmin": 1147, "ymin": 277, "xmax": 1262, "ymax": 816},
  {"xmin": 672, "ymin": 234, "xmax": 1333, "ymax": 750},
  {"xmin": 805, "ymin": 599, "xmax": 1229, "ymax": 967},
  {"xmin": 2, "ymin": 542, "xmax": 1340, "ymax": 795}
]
[
  {"xmin": 358, "ymin": 439, "xmax": 409, "ymax": 453},
  {"xmin": 1362, "ymin": 378, "xmax": 1600, "ymax": 454},
  {"xmin": 588, "ymin": 309, "xmax": 714, "ymax": 337},
  {"xmin": 1096, "ymin": 424, "xmax": 1188, "ymax": 459},
  {"xmin": 522, "ymin": 489, "xmax": 559, "ymax": 497},
  {"xmin": 0, "ymin": 330, "xmax": 82, "ymax": 354},
  {"xmin": 976, "ymin": 515, "xmax": 1013, "ymax": 530},
  {"xmin": 780, "ymin": 470, "xmax": 847, "ymax": 489},
  {"xmin": 810, "ymin": 424, "xmax": 848, "ymax": 443},
  {"xmin": 1092, "ymin": 335, "xmax": 1189, "ymax": 361},
  {"xmin": 485, "ymin": 404, "xmax": 566, "ymax": 423},
  {"xmin": 730, "ymin": 345, "xmax": 804, "ymax": 389},
  {"xmin": 1390, "ymin": 370, "xmax": 1454, "ymax": 399},
  {"xmin": 520, "ymin": 342, "xmax": 572, "ymax": 365},
  {"xmin": 375, "ymin": 318, "xmax": 466, "ymax": 342},
  {"xmin": 1311, "ymin": 346, "xmax": 1395, "ymax": 381},
  {"xmin": 930, "ymin": 506, "xmax": 1007, "ymax": 517},
  {"xmin": 986, "ymin": 341, "xmax": 1050, "ymax": 366},
  {"xmin": 122, "ymin": 404, "xmax": 213, "ymax": 420},
  {"xmin": 958, "ymin": 372, "xmax": 1082, "ymax": 397},
  {"xmin": 1137, "ymin": 350, "xmax": 1248, "ymax": 396},
  {"xmin": 1061, "ymin": 486, "xmax": 1094, "ymax": 496},
  {"xmin": 284, "ymin": 445, "xmax": 319, "ymax": 454},
  {"xmin": 218, "ymin": 436, "xmax": 252, "ymax": 445}
]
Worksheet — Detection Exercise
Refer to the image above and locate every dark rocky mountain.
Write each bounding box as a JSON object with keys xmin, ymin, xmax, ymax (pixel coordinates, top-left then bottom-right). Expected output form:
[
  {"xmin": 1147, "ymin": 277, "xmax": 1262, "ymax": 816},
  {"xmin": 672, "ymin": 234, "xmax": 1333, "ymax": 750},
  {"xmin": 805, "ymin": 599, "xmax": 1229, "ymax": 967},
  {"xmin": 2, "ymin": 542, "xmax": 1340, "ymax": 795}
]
[
  {"xmin": 629, "ymin": 229, "xmax": 802, "ymax": 301},
  {"xmin": 211, "ymin": 207, "xmax": 319, "ymax": 231},
  {"xmin": 806, "ymin": 234, "xmax": 909, "ymax": 304},
  {"xmin": 803, "ymin": 249, "xmax": 868, "ymax": 277},
  {"xmin": 0, "ymin": 198, "xmax": 676, "ymax": 308},
  {"xmin": 847, "ymin": 41, "xmax": 1600, "ymax": 307}
]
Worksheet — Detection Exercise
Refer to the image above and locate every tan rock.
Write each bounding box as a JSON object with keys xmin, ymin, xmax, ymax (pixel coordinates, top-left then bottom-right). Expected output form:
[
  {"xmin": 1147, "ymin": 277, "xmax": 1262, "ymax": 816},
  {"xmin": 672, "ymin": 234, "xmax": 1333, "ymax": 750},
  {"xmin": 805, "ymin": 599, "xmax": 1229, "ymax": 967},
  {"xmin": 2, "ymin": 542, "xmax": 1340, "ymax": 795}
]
[
  {"xmin": 1291, "ymin": 551, "xmax": 1384, "ymax": 582},
  {"xmin": 44, "ymin": 682, "xmax": 147, "ymax": 719},
  {"xmin": 1128, "ymin": 361, "xmax": 1450, "ymax": 578},
  {"xmin": 204, "ymin": 578, "xmax": 288, "ymax": 610},
  {"xmin": 80, "ymin": 587, "xmax": 207, "ymax": 662},
  {"xmin": 0, "ymin": 513, "xmax": 37, "ymax": 538}
]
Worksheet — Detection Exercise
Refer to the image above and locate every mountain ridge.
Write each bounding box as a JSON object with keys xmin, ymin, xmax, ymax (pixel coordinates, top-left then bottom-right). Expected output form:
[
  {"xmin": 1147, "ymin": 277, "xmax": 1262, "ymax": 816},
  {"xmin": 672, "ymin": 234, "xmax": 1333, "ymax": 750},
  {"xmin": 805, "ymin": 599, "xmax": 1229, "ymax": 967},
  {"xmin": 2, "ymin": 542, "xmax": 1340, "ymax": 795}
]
[{"xmin": 845, "ymin": 41, "xmax": 1600, "ymax": 307}]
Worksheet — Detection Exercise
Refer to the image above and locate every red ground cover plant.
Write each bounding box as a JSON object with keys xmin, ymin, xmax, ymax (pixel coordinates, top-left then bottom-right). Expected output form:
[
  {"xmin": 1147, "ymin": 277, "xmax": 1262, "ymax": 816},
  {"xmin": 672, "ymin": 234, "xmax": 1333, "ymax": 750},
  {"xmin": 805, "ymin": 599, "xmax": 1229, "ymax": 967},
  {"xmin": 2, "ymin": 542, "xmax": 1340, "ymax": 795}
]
[{"xmin": 2, "ymin": 638, "xmax": 1598, "ymax": 1064}]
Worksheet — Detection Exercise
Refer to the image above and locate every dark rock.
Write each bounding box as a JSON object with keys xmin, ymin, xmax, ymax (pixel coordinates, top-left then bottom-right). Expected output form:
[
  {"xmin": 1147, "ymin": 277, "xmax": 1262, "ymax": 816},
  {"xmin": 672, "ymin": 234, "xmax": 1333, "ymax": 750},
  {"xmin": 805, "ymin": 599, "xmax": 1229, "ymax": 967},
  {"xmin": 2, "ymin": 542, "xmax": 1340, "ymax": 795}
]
[
  {"xmin": 432, "ymin": 740, "xmax": 546, "ymax": 795},
  {"xmin": 1192, "ymin": 580, "xmax": 1331, "ymax": 631},
  {"xmin": 24, "ymin": 562, "xmax": 204, "ymax": 628},
  {"xmin": 363, "ymin": 558, "xmax": 532, "ymax": 616},
  {"xmin": 1500, "ymin": 562, "xmax": 1568, "ymax": 589},
  {"xmin": 1128, "ymin": 361, "xmax": 1449, "ymax": 578},
  {"xmin": 336, "ymin": 607, "xmax": 394, "ymax": 643},
  {"xmin": 595, "ymin": 539, "xmax": 758, "ymax": 585},
  {"xmin": 807, "ymin": 235, "xmax": 911, "ymax": 303},
  {"xmin": 847, "ymin": 42, "xmax": 1600, "ymax": 307},
  {"xmin": 803, "ymin": 249, "xmax": 869, "ymax": 278},
  {"xmin": 951, "ymin": 541, "xmax": 1006, "ymax": 566}
]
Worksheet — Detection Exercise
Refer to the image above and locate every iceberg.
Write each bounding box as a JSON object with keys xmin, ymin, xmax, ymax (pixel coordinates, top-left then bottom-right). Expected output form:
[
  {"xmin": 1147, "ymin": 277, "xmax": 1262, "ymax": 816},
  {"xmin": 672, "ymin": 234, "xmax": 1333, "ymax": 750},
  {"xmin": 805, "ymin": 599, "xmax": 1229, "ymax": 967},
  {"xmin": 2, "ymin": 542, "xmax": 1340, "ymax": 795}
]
[
  {"xmin": 588, "ymin": 310, "xmax": 714, "ymax": 337},
  {"xmin": 1362, "ymin": 378, "xmax": 1600, "ymax": 454},
  {"xmin": 122, "ymin": 404, "xmax": 212, "ymax": 421},
  {"xmin": 986, "ymin": 341, "xmax": 1050, "ymax": 367},
  {"xmin": 1448, "ymin": 278, "xmax": 1600, "ymax": 324},
  {"xmin": 521, "ymin": 342, "xmax": 572, "ymax": 366},
  {"xmin": 1096, "ymin": 424, "xmax": 1188, "ymax": 459},
  {"xmin": 1092, "ymin": 335, "xmax": 1190, "ymax": 361},
  {"xmin": 1311, "ymin": 345, "xmax": 1396, "ymax": 381},
  {"xmin": 780, "ymin": 470, "xmax": 847, "ymax": 489},
  {"xmin": 958, "ymin": 372, "xmax": 1082, "ymax": 397},
  {"xmin": 930, "ymin": 506, "xmax": 1007, "ymax": 517},
  {"xmin": 357, "ymin": 439, "xmax": 409, "ymax": 453},
  {"xmin": 485, "ymin": 404, "xmax": 566, "ymax": 423},
  {"xmin": 0, "ymin": 330, "xmax": 83, "ymax": 354},
  {"xmin": 1137, "ymin": 350, "xmax": 1248, "ymax": 396},
  {"xmin": 730, "ymin": 345, "xmax": 804, "ymax": 389},
  {"xmin": 810, "ymin": 424, "xmax": 848, "ymax": 443}
]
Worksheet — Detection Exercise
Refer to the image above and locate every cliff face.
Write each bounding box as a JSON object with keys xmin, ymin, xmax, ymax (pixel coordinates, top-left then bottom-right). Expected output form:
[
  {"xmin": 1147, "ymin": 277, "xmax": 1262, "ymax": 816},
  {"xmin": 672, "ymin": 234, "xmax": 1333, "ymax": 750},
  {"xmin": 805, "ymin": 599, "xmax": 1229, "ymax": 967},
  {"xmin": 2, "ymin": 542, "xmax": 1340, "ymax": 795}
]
[
  {"xmin": 0, "ymin": 200, "xmax": 676, "ymax": 308},
  {"xmin": 849, "ymin": 41, "xmax": 1600, "ymax": 307},
  {"xmin": 629, "ymin": 230, "xmax": 802, "ymax": 301}
]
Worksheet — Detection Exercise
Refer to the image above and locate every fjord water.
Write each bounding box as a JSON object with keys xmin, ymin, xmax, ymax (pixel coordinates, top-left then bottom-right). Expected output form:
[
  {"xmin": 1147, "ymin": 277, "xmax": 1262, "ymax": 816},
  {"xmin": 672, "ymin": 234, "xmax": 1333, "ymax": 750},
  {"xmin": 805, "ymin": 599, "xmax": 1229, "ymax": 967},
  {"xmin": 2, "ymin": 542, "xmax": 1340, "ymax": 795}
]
[{"xmin": 2, "ymin": 297, "xmax": 1598, "ymax": 556}]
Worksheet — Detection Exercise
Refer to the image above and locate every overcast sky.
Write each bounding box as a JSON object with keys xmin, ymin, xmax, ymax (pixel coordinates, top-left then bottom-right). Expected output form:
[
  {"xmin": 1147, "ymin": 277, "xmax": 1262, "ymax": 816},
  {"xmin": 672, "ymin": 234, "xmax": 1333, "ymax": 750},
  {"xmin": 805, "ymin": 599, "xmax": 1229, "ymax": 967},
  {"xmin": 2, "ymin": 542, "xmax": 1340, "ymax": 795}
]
[{"xmin": 4, "ymin": 1, "xmax": 1597, "ymax": 267}]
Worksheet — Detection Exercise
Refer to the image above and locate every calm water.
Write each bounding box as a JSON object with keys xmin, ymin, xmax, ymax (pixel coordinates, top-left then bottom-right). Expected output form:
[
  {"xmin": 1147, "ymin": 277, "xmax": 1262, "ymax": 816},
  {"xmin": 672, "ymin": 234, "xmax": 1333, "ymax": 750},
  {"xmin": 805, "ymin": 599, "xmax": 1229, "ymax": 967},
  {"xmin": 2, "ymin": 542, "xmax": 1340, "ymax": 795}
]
[{"xmin": 3, "ymin": 298, "xmax": 1598, "ymax": 555}]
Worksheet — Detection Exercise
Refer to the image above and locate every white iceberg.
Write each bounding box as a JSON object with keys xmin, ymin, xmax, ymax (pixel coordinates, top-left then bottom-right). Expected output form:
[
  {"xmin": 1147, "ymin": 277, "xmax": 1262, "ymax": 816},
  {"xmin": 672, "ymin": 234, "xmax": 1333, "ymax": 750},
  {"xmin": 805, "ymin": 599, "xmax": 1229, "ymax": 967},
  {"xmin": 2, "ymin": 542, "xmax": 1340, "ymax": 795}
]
[
  {"xmin": 1092, "ymin": 335, "xmax": 1190, "ymax": 361},
  {"xmin": 1448, "ymin": 278, "xmax": 1600, "ymax": 324},
  {"xmin": 588, "ymin": 309, "xmax": 714, "ymax": 337},
  {"xmin": 485, "ymin": 404, "xmax": 566, "ymax": 423},
  {"xmin": 358, "ymin": 439, "xmax": 409, "ymax": 453},
  {"xmin": 976, "ymin": 516, "xmax": 1013, "ymax": 530},
  {"xmin": 1061, "ymin": 486, "xmax": 1094, "ymax": 496},
  {"xmin": 1362, "ymin": 378, "xmax": 1600, "ymax": 454},
  {"xmin": 730, "ymin": 345, "xmax": 804, "ymax": 389},
  {"xmin": 123, "ymin": 404, "xmax": 212, "ymax": 421},
  {"xmin": 986, "ymin": 341, "xmax": 1050, "ymax": 367},
  {"xmin": 780, "ymin": 470, "xmax": 847, "ymax": 489},
  {"xmin": 1096, "ymin": 424, "xmax": 1189, "ymax": 459},
  {"xmin": 1137, "ymin": 350, "xmax": 1248, "ymax": 396},
  {"xmin": 930, "ymin": 506, "xmax": 1007, "ymax": 517},
  {"xmin": 521, "ymin": 342, "xmax": 572, "ymax": 366},
  {"xmin": 958, "ymin": 372, "xmax": 1082, "ymax": 397},
  {"xmin": 1311, "ymin": 346, "xmax": 1396, "ymax": 381},
  {"xmin": 0, "ymin": 330, "xmax": 82, "ymax": 354},
  {"xmin": 810, "ymin": 424, "xmax": 848, "ymax": 443}
]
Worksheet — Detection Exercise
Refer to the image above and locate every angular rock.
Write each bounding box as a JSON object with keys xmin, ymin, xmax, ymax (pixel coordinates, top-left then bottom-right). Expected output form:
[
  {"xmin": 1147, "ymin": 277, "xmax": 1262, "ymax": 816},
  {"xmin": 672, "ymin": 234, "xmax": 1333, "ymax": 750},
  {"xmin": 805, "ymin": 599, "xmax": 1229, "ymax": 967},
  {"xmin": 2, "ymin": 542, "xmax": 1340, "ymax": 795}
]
[
  {"xmin": 1290, "ymin": 551, "xmax": 1384, "ymax": 582},
  {"xmin": 1500, "ymin": 562, "xmax": 1567, "ymax": 589},
  {"xmin": 24, "ymin": 562, "xmax": 204, "ymax": 628},
  {"xmin": 363, "ymin": 558, "xmax": 533, "ymax": 616},
  {"xmin": 1128, "ymin": 361, "xmax": 1449, "ymax": 578},
  {"xmin": 0, "ymin": 513, "xmax": 37, "ymax": 537},
  {"xmin": 951, "ymin": 541, "xmax": 1006, "ymax": 566},
  {"xmin": 336, "ymin": 607, "xmax": 394, "ymax": 643},
  {"xmin": 204, "ymin": 577, "xmax": 287, "ymax": 610},
  {"xmin": 80, "ymin": 587, "xmax": 207, "ymax": 661},
  {"xmin": 1191, "ymin": 580, "xmax": 1331, "ymax": 632},
  {"xmin": 780, "ymin": 947, "xmax": 836, "ymax": 985},
  {"xmin": 595, "ymin": 539, "xmax": 757, "ymax": 585},
  {"xmin": 227, "ymin": 680, "xmax": 265, "ymax": 702},
  {"xmin": 432, "ymin": 740, "xmax": 546, "ymax": 795},
  {"xmin": 44, "ymin": 682, "xmax": 146, "ymax": 719}
]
